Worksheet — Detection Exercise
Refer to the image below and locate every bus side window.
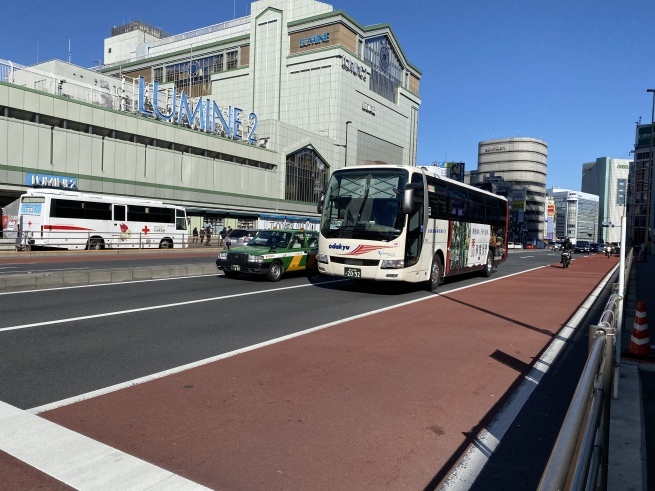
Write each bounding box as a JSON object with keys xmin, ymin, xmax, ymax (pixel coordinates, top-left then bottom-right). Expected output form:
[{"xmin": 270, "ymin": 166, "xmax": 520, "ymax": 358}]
[
  {"xmin": 427, "ymin": 178, "xmax": 447, "ymax": 219},
  {"xmin": 114, "ymin": 205, "xmax": 126, "ymax": 222}
]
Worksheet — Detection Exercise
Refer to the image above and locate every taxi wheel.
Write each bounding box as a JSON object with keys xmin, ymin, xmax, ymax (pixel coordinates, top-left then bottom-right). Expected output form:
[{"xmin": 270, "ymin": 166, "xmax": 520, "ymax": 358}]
[{"xmin": 267, "ymin": 260, "xmax": 283, "ymax": 282}]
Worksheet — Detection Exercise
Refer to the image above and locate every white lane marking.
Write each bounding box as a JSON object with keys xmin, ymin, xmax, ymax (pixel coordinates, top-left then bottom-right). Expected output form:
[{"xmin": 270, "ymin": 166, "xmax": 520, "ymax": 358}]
[
  {"xmin": 439, "ymin": 262, "xmax": 620, "ymax": 491},
  {"xmin": 29, "ymin": 264, "xmax": 549, "ymax": 414},
  {"xmin": 519, "ymin": 255, "xmax": 534, "ymax": 258},
  {"xmin": 0, "ymin": 266, "xmax": 19, "ymax": 270},
  {"xmin": 0, "ymin": 273, "xmax": 219, "ymax": 296},
  {"xmin": 0, "ymin": 279, "xmax": 346, "ymax": 333},
  {"xmin": 0, "ymin": 401, "xmax": 210, "ymax": 490}
]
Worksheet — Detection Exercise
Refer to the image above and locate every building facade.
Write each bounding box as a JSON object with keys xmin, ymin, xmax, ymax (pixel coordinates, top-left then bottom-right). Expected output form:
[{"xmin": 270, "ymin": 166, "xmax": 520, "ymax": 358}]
[
  {"xmin": 581, "ymin": 157, "xmax": 629, "ymax": 244},
  {"xmin": 629, "ymin": 125, "xmax": 654, "ymax": 249},
  {"xmin": 0, "ymin": 0, "xmax": 421, "ymax": 234},
  {"xmin": 473, "ymin": 137, "xmax": 548, "ymax": 242},
  {"xmin": 547, "ymin": 188, "xmax": 599, "ymax": 243}
]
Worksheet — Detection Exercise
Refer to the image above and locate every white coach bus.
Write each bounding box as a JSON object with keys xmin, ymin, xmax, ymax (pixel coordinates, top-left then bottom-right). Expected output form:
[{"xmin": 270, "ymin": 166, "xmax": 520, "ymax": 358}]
[
  {"xmin": 316, "ymin": 164, "xmax": 509, "ymax": 292},
  {"xmin": 17, "ymin": 189, "xmax": 188, "ymax": 250}
]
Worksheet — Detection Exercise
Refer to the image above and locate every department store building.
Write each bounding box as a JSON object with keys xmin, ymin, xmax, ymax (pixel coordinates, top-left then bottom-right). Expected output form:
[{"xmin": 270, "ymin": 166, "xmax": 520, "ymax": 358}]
[{"xmin": 0, "ymin": 0, "xmax": 421, "ymax": 232}]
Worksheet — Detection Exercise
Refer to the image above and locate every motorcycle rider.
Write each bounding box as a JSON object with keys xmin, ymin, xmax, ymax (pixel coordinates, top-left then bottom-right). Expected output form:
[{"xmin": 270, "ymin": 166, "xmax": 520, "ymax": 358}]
[{"xmin": 561, "ymin": 236, "xmax": 574, "ymax": 267}]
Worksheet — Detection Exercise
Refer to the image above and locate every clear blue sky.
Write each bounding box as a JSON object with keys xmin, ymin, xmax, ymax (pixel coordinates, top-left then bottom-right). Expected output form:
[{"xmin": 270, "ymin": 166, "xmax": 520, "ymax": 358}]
[{"xmin": 2, "ymin": 0, "xmax": 654, "ymax": 192}]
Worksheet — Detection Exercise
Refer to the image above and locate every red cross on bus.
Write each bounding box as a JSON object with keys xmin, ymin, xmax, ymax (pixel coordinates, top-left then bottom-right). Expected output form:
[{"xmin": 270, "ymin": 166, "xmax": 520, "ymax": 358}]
[{"xmin": 141, "ymin": 226, "xmax": 150, "ymax": 234}]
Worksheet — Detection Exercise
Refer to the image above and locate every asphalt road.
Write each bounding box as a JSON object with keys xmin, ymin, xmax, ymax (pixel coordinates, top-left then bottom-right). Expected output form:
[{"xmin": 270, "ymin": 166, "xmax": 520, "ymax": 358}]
[
  {"xmin": 0, "ymin": 250, "xmax": 567, "ymax": 409},
  {"xmin": 0, "ymin": 250, "xmax": 615, "ymax": 489}
]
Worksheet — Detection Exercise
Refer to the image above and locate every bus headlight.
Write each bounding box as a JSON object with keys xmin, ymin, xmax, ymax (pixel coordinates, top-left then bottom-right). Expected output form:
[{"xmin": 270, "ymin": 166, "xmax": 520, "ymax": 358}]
[
  {"xmin": 248, "ymin": 255, "xmax": 263, "ymax": 263},
  {"xmin": 218, "ymin": 252, "xmax": 227, "ymax": 260},
  {"xmin": 380, "ymin": 259, "xmax": 404, "ymax": 269},
  {"xmin": 317, "ymin": 254, "xmax": 329, "ymax": 263}
]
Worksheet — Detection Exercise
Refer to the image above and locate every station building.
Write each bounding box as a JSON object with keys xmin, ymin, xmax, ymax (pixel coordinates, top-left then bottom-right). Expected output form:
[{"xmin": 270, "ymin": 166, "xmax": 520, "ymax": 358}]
[{"xmin": 0, "ymin": 0, "xmax": 421, "ymax": 234}]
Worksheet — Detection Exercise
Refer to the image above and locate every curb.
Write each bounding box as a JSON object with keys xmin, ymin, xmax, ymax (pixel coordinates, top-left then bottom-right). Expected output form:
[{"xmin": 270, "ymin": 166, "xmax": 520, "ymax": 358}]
[{"xmin": 0, "ymin": 263, "xmax": 218, "ymax": 292}]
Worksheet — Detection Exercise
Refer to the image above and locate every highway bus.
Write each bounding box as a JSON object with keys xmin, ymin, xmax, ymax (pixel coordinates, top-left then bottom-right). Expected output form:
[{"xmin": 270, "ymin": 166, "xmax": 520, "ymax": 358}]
[
  {"xmin": 316, "ymin": 164, "xmax": 508, "ymax": 291},
  {"xmin": 16, "ymin": 189, "xmax": 188, "ymax": 250}
]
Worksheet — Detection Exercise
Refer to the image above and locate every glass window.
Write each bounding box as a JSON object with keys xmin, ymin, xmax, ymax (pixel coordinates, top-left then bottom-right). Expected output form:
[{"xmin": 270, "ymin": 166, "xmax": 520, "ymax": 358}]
[
  {"xmin": 285, "ymin": 147, "xmax": 329, "ymax": 203},
  {"xmin": 226, "ymin": 51, "xmax": 238, "ymax": 70}
]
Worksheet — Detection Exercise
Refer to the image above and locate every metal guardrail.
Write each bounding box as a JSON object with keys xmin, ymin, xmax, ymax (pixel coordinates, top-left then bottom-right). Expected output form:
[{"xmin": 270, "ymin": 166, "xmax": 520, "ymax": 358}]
[
  {"xmin": 538, "ymin": 249, "xmax": 634, "ymax": 490},
  {"xmin": 14, "ymin": 230, "xmax": 189, "ymax": 251}
]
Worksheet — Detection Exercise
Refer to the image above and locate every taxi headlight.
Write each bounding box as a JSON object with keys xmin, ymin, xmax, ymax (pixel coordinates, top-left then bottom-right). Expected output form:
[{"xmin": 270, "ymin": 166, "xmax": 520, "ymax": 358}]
[
  {"xmin": 317, "ymin": 253, "xmax": 329, "ymax": 263},
  {"xmin": 248, "ymin": 255, "xmax": 263, "ymax": 263},
  {"xmin": 218, "ymin": 252, "xmax": 227, "ymax": 260},
  {"xmin": 380, "ymin": 259, "xmax": 404, "ymax": 269}
]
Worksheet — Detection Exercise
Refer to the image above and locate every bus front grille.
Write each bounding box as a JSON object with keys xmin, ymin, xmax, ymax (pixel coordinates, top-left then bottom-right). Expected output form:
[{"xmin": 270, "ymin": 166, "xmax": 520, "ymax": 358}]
[{"xmin": 329, "ymin": 257, "xmax": 380, "ymax": 267}]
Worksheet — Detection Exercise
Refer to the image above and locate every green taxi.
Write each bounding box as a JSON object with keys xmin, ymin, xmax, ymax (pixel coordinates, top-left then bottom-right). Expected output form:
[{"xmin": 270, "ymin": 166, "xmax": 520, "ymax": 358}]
[{"xmin": 216, "ymin": 229, "xmax": 319, "ymax": 281}]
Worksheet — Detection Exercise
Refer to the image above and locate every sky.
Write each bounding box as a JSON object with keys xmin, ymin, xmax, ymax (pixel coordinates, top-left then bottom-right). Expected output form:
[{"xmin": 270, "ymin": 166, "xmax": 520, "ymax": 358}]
[{"xmin": 2, "ymin": 0, "xmax": 654, "ymax": 192}]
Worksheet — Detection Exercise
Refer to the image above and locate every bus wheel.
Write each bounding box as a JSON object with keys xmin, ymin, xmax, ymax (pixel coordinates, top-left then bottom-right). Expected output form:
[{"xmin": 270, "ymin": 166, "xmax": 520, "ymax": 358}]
[
  {"xmin": 427, "ymin": 254, "xmax": 443, "ymax": 293},
  {"xmin": 87, "ymin": 238, "xmax": 104, "ymax": 250},
  {"xmin": 483, "ymin": 251, "xmax": 494, "ymax": 278},
  {"xmin": 267, "ymin": 260, "xmax": 284, "ymax": 282},
  {"xmin": 159, "ymin": 239, "xmax": 173, "ymax": 249}
]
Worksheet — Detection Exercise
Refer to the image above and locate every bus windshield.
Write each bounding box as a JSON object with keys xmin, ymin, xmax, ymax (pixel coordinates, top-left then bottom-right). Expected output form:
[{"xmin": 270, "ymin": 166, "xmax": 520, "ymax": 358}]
[{"xmin": 320, "ymin": 168, "xmax": 408, "ymax": 240}]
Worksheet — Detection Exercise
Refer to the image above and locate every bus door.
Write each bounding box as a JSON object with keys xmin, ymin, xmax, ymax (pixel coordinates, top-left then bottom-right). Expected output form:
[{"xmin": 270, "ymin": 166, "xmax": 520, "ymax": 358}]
[
  {"xmin": 112, "ymin": 204, "xmax": 128, "ymax": 247},
  {"xmin": 405, "ymin": 175, "xmax": 424, "ymax": 268},
  {"xmin": 19, "ymin": 197, "xmax": 46, "ymax": 240}
]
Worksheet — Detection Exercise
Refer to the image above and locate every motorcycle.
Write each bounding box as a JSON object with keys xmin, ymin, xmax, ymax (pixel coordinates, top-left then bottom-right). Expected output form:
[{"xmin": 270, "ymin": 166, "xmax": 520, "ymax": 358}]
[{"xmin": 561, "ymin": 251, "xmax": 571, "ymax": 268}]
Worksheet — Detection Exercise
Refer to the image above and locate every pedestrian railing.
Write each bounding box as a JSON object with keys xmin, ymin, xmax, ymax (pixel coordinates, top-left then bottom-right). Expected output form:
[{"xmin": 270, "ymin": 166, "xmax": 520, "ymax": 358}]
[
  {"xmin": 14, "ymin": 230, "xmax": 189, "ymax": 251},
  {"xmin": 538, "ymin": 249, "xmax": 633, "ymax": 490}
]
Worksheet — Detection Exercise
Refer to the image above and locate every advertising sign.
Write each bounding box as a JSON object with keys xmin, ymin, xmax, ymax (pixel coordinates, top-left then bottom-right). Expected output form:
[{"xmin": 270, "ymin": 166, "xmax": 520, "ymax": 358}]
[
  {"xmin": 547, "ymin": 201, "xmax": 556, "ymax": 217},
  {"xmin": 26, "ymin": 173, "xmax": 78, "ymax": 190},
  {"xmin": 511, "ymin": 190, "xmax": 526, "ymax": 211}
]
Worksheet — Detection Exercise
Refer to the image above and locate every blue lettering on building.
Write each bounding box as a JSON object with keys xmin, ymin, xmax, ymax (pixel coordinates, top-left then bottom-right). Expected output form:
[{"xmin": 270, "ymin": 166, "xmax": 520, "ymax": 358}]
[
  {"xmin": 299, "ymin": 33, "xmax": 330, "ymax": 47},
  {"xmin": 137, "ymin": 77, "xmax": 258, "ymax": 144},
  {"xmin": 26, "ymin": 173, "xmax": 78, "ymax": 190}
]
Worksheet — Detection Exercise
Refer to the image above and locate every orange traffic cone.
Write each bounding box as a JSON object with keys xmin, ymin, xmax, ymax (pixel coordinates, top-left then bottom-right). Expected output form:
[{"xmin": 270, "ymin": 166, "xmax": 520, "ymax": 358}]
[{"xmin": 629, "ymin": 301, "xmax": 652, "ymax": 355}]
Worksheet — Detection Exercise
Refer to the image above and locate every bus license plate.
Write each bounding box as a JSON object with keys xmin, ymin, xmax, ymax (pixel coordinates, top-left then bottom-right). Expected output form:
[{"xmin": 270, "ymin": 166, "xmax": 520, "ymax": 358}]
[
  {"xmin": 344, "ymin": 267, "xmax": 361, "ymax": 278},
  {"xmin": 231, "ymin": 265, "xmax": 240, "ymax": 271}
]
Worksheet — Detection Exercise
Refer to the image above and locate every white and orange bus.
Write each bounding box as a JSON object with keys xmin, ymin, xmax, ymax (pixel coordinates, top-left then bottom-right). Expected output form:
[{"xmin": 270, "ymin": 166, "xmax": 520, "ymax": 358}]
[
  {"xmin": 316, "ymin": 165, "xmax": 509, "ymax": 291},
  {"xmin": 17, "ymin": 189, "xmax": 188, "ymax": 250}
]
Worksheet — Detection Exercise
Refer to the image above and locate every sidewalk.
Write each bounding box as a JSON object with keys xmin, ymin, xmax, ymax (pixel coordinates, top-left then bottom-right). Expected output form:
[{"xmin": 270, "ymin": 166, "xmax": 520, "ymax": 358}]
[{"xmin": 609, "ymin": 253, "xmax": 655, "ymax": 490}]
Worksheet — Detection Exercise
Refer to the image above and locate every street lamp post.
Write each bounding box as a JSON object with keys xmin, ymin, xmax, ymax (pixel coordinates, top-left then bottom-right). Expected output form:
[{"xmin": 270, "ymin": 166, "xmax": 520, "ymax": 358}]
[
  {"xmin": 334, "ymin": 120, "xmax": 353, "ymax": 168},
  {"xmin": 646, "ymin": 89, "xmax": 655, "ymax": 254}
]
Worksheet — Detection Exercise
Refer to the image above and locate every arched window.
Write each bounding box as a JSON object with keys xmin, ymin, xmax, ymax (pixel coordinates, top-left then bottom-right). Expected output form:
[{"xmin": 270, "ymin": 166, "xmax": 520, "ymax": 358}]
[{"xmin": 285, "ymin": 147, "xmax": 329, "ymax": 203}]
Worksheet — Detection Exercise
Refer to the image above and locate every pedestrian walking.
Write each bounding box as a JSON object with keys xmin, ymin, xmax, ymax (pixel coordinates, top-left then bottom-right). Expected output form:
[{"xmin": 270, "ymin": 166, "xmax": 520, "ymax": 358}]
[
  {"xmin": 205, "ymin": 226, "xmax": 212, "ymax": 245},
  {"xmin": 220, "ymin": 227, "xmax": 227, "ymax": 246},
  {"xmin": 192, "ymin": 227, "xmax": 199, "ymax": 244},
  {"xmin": 199, "ymin": 227, "xmax": 205, "ymax": 244}
]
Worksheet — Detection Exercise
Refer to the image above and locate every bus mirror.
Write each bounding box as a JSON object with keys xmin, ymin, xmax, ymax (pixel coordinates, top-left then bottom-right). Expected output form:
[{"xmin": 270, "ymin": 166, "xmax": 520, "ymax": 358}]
[{"xmin": 402, "ymin": 188, "xmax": 414, "ymax": 214}]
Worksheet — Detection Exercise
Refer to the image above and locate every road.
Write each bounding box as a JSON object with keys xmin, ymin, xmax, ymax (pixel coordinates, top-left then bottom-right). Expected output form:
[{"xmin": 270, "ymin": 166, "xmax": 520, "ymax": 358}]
[{"xmin": 0, "ymin": 250, "xmax": 618, "ymax": 490}]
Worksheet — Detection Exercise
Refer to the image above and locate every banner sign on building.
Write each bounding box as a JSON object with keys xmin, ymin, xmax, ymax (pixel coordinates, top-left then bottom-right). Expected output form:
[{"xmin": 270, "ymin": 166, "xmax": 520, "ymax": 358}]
[
  {"xmin": 138, "ymin": 77, "xmax": 259, "ymax": 144},
  {"xmin": 511, "ymin": 190, "xmax": 526, "ymax": 211},
  {"xmin": 637, "ymin": 126, "xmax": 655, "ymax": 148},
  {"xmin": 424, "ymin": 162, "xmax": 465, "ymax": 182},
  {"xmin": 547, "ymin": 201, "xmax": 556, "ymax": 217},
  {"xmin": 26, "ymin": 173, "xmax": 78, "ymax": 190}
]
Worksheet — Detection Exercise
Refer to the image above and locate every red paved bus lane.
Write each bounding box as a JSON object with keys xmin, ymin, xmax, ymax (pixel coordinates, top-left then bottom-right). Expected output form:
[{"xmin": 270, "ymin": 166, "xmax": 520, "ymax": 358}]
[{"xmin": 29, "ymin": 256, "xmax": 616, "ymax": 490}]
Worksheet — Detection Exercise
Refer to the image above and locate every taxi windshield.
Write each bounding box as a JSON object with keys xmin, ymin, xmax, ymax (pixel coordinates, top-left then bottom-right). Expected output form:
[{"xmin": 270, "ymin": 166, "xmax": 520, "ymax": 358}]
[{"xmin": 248, "ymin": 230, "xmax": 292, "ymax": 248}]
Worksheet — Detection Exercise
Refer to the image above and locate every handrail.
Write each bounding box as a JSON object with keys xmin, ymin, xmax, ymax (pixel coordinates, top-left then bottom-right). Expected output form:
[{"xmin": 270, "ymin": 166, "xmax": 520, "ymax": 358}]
[
  {"xmin": 14, "ymin": 229, "xmax": 189, "ymax": 251},
  {"xmin": 539, "ymin": 248, "xmax": 634, "ymax": 490}
]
